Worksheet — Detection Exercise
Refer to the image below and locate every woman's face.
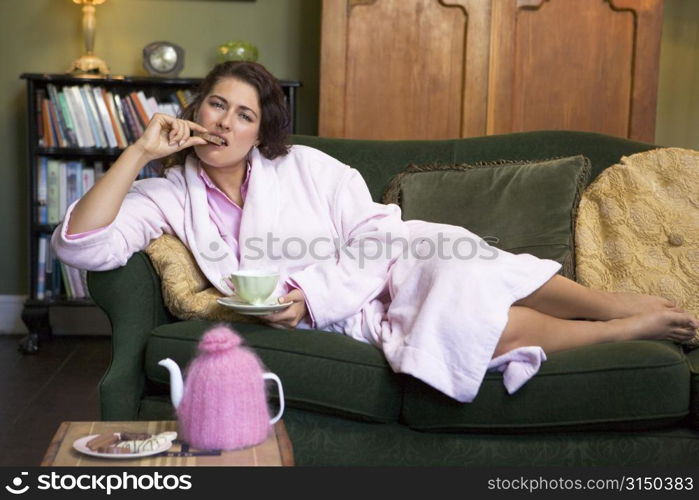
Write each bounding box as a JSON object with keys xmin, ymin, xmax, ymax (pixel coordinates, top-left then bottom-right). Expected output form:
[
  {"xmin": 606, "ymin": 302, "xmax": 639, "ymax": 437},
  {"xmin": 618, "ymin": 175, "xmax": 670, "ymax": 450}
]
[{"xmin": 193, "ymin": 77, "xmax": 261, "ymax": 169}]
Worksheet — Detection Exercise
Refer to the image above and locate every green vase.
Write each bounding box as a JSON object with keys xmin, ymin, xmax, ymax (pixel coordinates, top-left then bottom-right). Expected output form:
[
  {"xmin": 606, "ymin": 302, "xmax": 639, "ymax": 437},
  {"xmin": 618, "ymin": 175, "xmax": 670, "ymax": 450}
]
[{"xmin": 217, "ymin": 41, "xmax": 259, "ymax": 63}]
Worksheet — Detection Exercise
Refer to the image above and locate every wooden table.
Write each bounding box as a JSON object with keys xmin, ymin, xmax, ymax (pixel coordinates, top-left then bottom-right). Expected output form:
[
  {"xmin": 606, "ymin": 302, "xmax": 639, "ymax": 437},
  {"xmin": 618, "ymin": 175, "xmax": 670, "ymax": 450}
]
[{"xmin": 42, "ymin": 420, "xmax": 293, "ymax": 466}]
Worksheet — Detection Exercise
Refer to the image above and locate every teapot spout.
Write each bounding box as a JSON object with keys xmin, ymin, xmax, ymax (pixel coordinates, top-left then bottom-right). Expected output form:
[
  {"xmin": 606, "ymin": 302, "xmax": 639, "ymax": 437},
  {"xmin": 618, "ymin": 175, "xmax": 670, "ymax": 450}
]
[{"xmin": 158, "ymin": 358, "xmax": 184, "ymax": 409}]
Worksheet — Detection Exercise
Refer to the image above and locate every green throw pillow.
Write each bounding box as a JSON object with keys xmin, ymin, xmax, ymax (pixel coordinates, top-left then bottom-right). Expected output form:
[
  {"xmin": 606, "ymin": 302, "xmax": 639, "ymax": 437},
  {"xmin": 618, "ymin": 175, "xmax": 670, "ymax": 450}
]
[{"xmin": 381, "ymin": 155, "xmax": 591, "ymax": 279}]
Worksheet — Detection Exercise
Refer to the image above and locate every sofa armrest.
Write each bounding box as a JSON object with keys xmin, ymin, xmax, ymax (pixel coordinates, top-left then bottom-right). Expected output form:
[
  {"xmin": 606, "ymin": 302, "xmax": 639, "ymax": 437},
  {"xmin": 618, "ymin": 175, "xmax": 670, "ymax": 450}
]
[
  {"xmin": 87, "ymin": 252, "xmax": 174, "ymax": 420},
  {"xmin": 686, "ymin": 346, "xmax": 699, "ymax": 429}
]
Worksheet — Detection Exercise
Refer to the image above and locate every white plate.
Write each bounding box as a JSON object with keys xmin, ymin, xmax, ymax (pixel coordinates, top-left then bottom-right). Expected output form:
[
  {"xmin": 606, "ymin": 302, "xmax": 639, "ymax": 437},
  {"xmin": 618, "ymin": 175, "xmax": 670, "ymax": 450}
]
[
  {"xmin": 217, "ymin": 296, "xmax": 293, "ymax": 316},
  {"xmin": 72, "ymin": 434, "xmax": 173, "ymax": 459}
]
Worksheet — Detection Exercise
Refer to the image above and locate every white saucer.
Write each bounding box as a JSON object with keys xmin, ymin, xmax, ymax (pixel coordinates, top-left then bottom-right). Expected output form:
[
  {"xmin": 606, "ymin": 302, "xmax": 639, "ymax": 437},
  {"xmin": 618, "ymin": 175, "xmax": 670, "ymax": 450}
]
[
  {"xmin": 217, "ymin": 295, "xmax": 293, "ymax": 316},
  {"xmin": 72, "ymin": 434, "xmax": 173, "ymax": 459}
]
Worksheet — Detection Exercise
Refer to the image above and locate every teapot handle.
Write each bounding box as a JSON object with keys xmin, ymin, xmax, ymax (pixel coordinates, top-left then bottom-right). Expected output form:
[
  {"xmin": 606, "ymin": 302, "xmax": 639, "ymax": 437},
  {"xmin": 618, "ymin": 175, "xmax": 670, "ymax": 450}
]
[{"xmin": 263, "ymin": 372, "xmax": 285, "ymax": 425}]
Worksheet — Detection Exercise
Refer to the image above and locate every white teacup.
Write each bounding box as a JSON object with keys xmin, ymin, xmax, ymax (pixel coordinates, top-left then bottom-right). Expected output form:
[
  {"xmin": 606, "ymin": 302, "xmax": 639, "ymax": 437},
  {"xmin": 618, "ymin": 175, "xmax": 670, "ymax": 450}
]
[{"xmin": 226, "ymin": 269, "xmax": 279, "ymax": 305}]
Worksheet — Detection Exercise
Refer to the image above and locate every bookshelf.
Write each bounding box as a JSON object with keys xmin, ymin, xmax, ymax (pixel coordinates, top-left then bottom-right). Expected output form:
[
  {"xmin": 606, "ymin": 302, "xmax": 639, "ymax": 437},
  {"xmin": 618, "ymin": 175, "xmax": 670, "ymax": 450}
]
[{"xmin": 19, "ymin": 73, "xmax": 301, "ymax": 353}]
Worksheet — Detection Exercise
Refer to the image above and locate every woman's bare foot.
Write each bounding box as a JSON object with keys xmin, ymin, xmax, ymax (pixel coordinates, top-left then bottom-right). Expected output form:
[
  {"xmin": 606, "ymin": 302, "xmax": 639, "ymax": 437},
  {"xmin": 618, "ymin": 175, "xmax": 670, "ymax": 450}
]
[
  {"xmin": 607, "ymin": 310, "xmax": 698, "ymax": 343},
  {"xmin": 603, "ymin": 291, "xmax": 680, "ymax": 320}
]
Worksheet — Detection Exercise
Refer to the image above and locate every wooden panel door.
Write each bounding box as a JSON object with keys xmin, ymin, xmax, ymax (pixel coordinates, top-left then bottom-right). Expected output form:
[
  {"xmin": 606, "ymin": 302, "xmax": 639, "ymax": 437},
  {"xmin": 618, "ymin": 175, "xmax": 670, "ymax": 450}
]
[
  {"xmin": 319, "ymin": 0, "xmax": 492, "ymax": 140},
  {"xmin": 488, "ymin": 0, "xmax": 663, "ymax": 142}
]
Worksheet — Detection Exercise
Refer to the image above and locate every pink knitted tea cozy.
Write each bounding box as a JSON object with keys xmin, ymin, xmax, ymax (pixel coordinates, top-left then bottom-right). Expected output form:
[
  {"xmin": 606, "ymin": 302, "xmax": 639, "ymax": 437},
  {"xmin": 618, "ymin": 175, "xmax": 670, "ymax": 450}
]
[{"xmin": 176, "ymin": 325, "xmax": 272, "ymax": 450}]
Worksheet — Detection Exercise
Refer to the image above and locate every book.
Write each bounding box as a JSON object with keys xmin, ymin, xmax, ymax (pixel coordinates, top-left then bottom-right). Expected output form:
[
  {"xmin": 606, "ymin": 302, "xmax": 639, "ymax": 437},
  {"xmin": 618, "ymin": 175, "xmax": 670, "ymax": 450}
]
[
  {"xmin": 85, "ymin": 84, "xmax": 111, "ymax": 148},
  {"xmin": 41, "ymin": 97, "xmax": 55, "ymax": 148},
  {"xmin": 65, "ymin": 160, "xmax": 83, "ymax": 209},
  {"xmin": 79, "ymin": 85, "xmax": 107, "ymax": 148},
  {"xmin": 130, "ymin": 91, "xmax": 151, "ymax": 127},
  {"xmin": 65, "ymin": 86, "xmax": 96, "ymax": 147},
  {"xmin": 144, "ymin": 93, "xmax": 159, "ymax": 118},
  {"xmin": 122, "ymin": 95, "xmax": 145, "ymax": 139},
  {"xmin": 45, "ymin": 241, "xmax": 54, "ymax": 299},
  {"xmin": 51, "ymin": 257, "xmax": 62, "ymax": 298},
  {"xmin": 57, "ymin": 91, "xmax": 79, "ymax": 147},
  {"xmin": 47, "ymin": 99, "xmax": 67, "ymax": 148},
  {"xmin": 58, "ymin": 161, "xmax": 67, "ymax": 221},
  {"xmin": 125, "ymin": 93, "xmax": 147, "ymax": 133},
  {"xmin": 60, "ymin": 262, "xmax": 74, "ymax": 299},
  {"xmin": 60, "ymin": 86, "xmax": 83, "ymax": 147},
  {"xmin": 36, "ymin": 89, "xmax": 46, "ymax": 147},
  {"xmin": 37, "ymin": 157, "xmax": 48, "ymax": 224},
  {"xmin": 46, "ymin": 159, "xmax": 61, "ymax": 224},
  {"xmin": 112, "ymin": 94, "xmax": 134, "ymax": 144},
  {"xmin": 103, "ymin": 91, "xmax": 127, "ymax": 148},
  {"xmin": 92, "ymin": 87, "xmax": 118, "ymax": 148},
  {"xmin": 46, "ymin": 84, "xmax": 71, "ymax": 148},
  {"xmin": 36, "ymin": 235, "xmax": 48, "ymax": 300}
]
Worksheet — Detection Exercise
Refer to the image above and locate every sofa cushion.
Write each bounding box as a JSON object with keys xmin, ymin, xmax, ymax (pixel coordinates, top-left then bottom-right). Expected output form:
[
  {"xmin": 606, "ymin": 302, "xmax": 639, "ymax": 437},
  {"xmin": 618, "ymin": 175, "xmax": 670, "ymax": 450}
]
[
  {"xmin": 576, "ymin": 147, "xmax": 699, "ymax": 346},
  {"xmin": 686, "ymin": 346, "xmax": 699, "ymax": 430},
  {"xmin": 145, "ymin": 234, "xmax": 254, "ymax": 323},
  {"xmin": 401, "ymin": 340, "xmax": 690, "ymax": 431},
  {"xmin": 381, "ymin": 155, "xmax": 591, "ymax": 279},
  {"xmin": 145, "ymin": 320, "xmax": 403, "ymax": 423}
]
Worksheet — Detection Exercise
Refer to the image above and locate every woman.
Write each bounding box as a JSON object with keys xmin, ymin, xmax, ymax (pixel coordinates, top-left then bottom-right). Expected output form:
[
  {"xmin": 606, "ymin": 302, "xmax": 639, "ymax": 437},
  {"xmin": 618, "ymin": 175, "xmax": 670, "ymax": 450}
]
[{"xmin": 52, "ymin": 61, "xmax": 697, "ymax": 403}]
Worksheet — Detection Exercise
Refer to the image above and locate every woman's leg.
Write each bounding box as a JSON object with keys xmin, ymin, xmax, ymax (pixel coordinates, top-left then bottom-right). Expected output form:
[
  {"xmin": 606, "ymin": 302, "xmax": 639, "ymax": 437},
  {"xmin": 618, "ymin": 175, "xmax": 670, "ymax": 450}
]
[
  {"xmin": 494, "ymin": 305, "xmax": 698, "ymax": 357},
  {"xmin": 513, "ymin": 275, "xmax": 679, "ymax": 321}
]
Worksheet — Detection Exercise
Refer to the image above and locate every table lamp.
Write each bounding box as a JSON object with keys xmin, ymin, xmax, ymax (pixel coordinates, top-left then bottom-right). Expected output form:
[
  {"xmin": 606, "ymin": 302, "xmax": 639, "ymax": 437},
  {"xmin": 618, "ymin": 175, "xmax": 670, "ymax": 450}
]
[{"xmin": 67, "ymin": 0, "xmax": 110, "ymax": 77}]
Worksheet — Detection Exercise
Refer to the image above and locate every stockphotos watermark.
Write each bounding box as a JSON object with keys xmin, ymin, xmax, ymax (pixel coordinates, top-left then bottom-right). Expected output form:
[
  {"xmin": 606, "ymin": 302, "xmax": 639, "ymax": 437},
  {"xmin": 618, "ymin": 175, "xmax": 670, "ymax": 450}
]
[
  {"xmin": 5, "ymin": 472, "xmax": 29, "ymax": 495},
  {"xmin": 4, "ymin": 470, "xmax": 192, "ymax": 496},
  {"xmin": 200, "ymin": 232, "xmax": 502, "ymax": 266}
]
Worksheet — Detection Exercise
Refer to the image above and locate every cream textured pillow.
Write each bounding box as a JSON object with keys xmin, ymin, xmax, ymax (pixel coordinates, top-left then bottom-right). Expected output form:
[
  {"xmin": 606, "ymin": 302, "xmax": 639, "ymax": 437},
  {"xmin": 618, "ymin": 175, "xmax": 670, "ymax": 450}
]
[
  {"xmin": 145, "ymin": 234, "xmax": 254, "ymax": 323},
  {"xmin": 576, "ymin": 148, "xmax": 698, "ymax": 346}
]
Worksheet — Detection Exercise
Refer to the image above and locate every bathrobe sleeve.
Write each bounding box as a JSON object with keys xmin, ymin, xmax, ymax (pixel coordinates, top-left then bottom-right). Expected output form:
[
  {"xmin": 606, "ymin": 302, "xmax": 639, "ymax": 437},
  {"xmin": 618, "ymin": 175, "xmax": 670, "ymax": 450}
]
[
  {"xmin": 51, "ymin": 181, "xmax": 173, "ymax": 272},
  {"xmin": 288, "ymin": 168, "xmax": 408, "ymax": 329}
]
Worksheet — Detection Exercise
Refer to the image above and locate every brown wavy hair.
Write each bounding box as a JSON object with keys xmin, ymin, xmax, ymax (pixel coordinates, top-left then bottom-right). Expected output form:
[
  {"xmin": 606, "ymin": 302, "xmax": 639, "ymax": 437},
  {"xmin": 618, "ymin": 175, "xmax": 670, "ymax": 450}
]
[{"xmin": 162, "ymin": 61, "xmax": 290, "ymax": 169}]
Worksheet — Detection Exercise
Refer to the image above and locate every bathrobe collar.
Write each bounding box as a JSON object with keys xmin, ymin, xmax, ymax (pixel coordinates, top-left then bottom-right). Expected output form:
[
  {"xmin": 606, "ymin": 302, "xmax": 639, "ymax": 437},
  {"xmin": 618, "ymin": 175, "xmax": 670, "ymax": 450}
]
[
  {"xmin": 182, "ymin": 148, "xmax": 280, "ymax": 294},
  {"xmin": 238, "ymin": 147, "xmax": 281, "ymax": 270}
]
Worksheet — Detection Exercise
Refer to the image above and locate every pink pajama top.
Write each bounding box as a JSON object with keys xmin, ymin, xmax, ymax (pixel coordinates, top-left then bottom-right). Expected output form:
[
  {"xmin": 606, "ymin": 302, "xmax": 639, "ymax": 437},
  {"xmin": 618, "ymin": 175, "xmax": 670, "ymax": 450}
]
[{"xmin": 198, "ymin": 165, "xmax": 251, "ymax": 262}]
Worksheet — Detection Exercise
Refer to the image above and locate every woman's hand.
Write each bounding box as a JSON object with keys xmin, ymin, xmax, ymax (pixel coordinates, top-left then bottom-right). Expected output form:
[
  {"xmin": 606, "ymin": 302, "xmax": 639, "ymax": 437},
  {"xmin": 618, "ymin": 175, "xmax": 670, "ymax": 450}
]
[
  {"xmin": 133, "ymin": 113, "xmax": 209, "ymax": 162},
  {"xmin": 260, "ymin": 289, "xmax": 309, "ymax": 329}
]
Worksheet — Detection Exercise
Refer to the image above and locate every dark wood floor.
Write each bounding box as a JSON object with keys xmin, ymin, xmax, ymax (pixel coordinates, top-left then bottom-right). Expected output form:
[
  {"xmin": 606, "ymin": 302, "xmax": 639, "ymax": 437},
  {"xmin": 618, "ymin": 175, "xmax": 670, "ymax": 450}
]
[{"xmin": 0, "ymin": 335, "xmax": 111, "ymax": 466}]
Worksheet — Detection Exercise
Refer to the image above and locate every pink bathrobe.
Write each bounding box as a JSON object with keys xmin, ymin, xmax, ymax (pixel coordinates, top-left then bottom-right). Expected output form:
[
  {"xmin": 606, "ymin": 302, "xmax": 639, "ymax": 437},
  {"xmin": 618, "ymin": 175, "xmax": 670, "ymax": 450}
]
[{"xmin": 52, "ymin": 145, "xmax": 560, "ymax": 402}]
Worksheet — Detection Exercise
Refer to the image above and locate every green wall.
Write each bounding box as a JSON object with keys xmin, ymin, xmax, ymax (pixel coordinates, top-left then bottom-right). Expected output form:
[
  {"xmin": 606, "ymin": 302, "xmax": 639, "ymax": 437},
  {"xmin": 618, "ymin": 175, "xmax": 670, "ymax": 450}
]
[{"xmin": 0, "ymin": 0, "xmax": 321, "ymax": 294}]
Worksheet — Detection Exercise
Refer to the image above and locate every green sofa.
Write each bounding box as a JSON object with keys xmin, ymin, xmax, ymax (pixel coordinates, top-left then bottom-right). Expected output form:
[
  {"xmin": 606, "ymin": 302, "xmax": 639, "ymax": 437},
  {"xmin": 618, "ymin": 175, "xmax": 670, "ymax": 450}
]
[{"xmin": 89, "ymin": 130, "xmax": 699, "ymax": 465}]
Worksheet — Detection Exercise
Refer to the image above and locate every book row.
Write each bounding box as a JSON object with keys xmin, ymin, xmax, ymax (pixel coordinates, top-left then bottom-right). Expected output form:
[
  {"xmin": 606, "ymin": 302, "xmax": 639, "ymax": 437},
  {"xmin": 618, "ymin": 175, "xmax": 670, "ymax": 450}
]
[
  {"xmin": 36, "ymin": 234, "xmax": 89, "ymax": 301},
  {"xmin": 37, "ymin": 83, "xmax": 194, "ymax": 149},
  {"xmin": 36, "ymin": 157, "xmax": 160, "ymax": 225}
]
